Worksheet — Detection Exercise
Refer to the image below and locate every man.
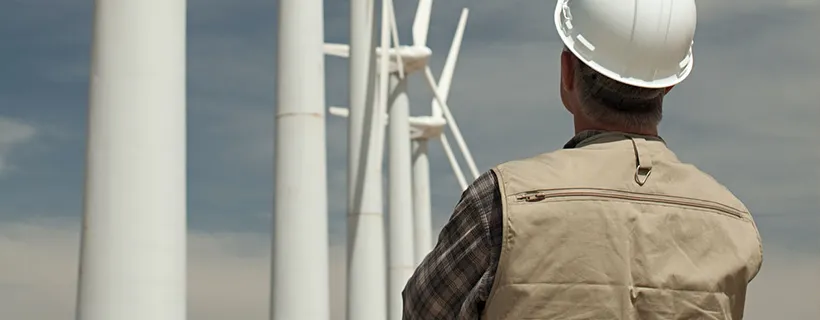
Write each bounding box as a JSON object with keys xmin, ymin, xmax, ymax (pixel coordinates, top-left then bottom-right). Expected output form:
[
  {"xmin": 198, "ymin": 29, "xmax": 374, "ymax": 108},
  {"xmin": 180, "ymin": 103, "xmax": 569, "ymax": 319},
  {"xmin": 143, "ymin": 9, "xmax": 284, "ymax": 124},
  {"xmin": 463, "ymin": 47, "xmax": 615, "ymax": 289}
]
[{"xmin": 402, "ymin": 0, "xmax": 763, "ymax": 319}]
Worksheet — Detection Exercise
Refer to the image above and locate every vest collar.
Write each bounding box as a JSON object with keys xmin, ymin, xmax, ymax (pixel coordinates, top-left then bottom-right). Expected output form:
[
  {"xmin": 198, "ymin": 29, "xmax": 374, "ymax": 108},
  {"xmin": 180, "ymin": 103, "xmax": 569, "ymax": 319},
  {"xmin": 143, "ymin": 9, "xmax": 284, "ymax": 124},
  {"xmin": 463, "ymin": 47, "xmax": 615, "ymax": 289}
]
[{"xmin": 564, "ymin": 130, "xmax": 665, "ymax": 149}]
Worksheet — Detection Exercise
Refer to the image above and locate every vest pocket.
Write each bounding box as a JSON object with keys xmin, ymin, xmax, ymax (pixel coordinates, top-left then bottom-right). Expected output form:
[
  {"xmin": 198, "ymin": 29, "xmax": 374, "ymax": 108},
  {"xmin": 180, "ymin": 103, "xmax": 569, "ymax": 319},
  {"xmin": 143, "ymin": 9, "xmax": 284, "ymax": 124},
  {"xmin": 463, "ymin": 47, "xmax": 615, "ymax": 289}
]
[
  {"xmin": 632, "ymin": 286, "xmax": 732, "ymax": 320},
  {"xmin": 512, "ymin": 188, "xmax": 749, "ymax": 222},
  {"xmin": 490, "ymin": 284, "xmax": 733, "ymax": 320}
]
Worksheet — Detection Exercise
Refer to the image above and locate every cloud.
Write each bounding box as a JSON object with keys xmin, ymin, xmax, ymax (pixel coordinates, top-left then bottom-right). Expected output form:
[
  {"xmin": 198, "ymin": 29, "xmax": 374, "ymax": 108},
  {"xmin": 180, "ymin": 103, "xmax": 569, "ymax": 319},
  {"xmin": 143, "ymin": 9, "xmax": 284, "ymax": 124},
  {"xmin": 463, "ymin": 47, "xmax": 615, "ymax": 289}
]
[
  {"xmin": 0, "ymin": 219, "xmax": 348, "ymax": 320},
  {"xmin": 0, "ymin": 219, "xmax": 816, "ymax": 320},
  {"xmin": 745, "ymin": 249, "xmax": 820, "ymax": 319},
  {"xmin": 0, "ymin": 117, "xmax": 36, "ymax": 175}
]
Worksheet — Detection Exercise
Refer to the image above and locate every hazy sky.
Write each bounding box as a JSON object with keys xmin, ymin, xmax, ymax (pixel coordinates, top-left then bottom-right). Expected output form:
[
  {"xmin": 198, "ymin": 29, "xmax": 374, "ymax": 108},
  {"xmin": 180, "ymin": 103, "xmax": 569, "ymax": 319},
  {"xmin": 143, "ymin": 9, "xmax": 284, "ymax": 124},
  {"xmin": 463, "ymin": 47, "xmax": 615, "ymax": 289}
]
[{"xmin": 1, "ymin": 0, "xmax": 818, "ymax": 319}]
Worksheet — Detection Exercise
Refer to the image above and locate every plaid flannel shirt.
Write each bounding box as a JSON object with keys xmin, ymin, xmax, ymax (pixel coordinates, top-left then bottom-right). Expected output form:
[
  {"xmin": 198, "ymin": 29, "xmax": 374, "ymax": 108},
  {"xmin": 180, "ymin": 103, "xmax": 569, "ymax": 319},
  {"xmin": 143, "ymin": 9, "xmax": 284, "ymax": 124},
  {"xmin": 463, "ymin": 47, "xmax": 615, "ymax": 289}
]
[{"xmin": 401, "ymin": 131, "xmax": 613, "ymax": 319}]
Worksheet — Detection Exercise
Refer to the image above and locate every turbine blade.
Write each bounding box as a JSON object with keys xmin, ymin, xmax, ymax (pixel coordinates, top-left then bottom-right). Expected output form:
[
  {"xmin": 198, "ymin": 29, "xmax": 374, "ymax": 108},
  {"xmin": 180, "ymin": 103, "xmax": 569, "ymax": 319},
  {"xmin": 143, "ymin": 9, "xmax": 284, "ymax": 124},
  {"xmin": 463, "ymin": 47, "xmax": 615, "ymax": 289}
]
[
  {"xmin": 412, "ymin": 0, "xmax": 433, "ymax": 46},
  {"xmin": 423, "ymin": 66, "xmax": 480, "ymax": 179},
  {"xmin": 323, "ymin": 43, "xmax": 350, "ymax": 58},
  {"xmin": 377, "ymin": 0, "xmax": 392, "ymax": 124},
  {"xmin": 387, "ymin": 0, "xmax": 405, "ymax": 78},
  {"xmin": 440, "ymin": 135, "xmax": 468, "ymax": 190},
  {"xmin": 329, "ymin": 106, "xmax": 350, "ymax": 117},
  {"xmin": 433, "ymin": 8, "xmax": 468, "ymax": 116}
]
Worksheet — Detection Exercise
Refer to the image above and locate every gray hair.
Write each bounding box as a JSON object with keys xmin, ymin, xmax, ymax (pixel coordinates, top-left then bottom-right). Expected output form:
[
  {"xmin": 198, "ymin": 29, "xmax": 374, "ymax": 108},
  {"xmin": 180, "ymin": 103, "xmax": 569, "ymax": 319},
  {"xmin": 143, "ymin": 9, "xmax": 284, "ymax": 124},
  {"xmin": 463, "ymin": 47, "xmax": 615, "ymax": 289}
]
[{"xmin": 568, "ymin": 48, "xmax": 665, "ymax": 130}]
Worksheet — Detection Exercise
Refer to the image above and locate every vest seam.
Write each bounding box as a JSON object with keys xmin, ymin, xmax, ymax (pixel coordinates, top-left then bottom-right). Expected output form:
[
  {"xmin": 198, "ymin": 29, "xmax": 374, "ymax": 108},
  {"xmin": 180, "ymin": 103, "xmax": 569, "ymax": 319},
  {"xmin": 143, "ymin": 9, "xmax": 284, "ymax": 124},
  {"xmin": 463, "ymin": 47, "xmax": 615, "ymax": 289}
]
[
  {"xmin": 744, "ymin": 216, "xmax": 764, "ymax": 282},
  {"xmin": 484, "ymin": 167, "xmax": 511, "ymax": 320}
]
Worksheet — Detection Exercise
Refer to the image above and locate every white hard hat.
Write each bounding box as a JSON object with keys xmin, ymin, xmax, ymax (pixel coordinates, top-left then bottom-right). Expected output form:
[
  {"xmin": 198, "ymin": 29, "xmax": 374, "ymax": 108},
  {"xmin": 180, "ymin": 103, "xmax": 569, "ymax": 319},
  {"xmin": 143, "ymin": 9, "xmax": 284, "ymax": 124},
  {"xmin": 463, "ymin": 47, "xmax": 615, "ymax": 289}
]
[{"xmin": 554, "ymin": 0, "xmax": 697, "ymax": 88}]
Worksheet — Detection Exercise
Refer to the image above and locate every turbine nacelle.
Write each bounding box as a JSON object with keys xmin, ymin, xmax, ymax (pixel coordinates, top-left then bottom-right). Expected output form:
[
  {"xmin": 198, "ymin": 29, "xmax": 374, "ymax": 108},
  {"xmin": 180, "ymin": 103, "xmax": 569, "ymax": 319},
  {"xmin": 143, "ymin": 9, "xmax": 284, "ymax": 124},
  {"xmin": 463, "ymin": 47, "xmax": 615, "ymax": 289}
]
[
  {"xmin": 391, "ymin": 46, "xmax": 433, "ymax": 74},
  {"xmin": 324, "ymin": 43, "xmax": 432, "ymax": 75},
  {"xmin": 409, "ymin": 116, "xmax": 446, "ymax": 140},
  {"xmin": 328, "ymin": 106, "xmax": 446, "ymax": 141}
]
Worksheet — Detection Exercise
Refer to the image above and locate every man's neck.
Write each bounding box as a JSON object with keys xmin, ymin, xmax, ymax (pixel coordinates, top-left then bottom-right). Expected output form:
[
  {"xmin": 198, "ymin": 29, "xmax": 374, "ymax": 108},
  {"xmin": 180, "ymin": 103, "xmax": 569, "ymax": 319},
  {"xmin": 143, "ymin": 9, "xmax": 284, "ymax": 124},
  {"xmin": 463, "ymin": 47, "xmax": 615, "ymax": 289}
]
[{"xmin": 573, "ymin": 120, "xmax": 658, "ymax": 137}]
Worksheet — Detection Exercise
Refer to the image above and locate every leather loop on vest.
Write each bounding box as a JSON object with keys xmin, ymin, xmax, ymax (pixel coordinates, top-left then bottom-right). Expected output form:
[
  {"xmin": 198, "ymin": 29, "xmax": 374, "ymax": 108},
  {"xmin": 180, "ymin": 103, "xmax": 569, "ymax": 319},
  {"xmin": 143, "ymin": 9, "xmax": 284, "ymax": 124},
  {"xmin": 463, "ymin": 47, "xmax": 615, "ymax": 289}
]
[{"xmin": 630, "ymin": 137, "xmax": 653, "ymax": 186}]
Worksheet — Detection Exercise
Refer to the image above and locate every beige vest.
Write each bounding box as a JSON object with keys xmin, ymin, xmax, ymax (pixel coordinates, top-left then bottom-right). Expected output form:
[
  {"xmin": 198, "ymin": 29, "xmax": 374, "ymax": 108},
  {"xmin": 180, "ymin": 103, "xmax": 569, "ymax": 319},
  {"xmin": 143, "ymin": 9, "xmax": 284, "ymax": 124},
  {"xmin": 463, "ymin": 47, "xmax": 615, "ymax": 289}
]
[{"xmin": 483, "ymin": 133, "xmax": 763, "ymax": 320}]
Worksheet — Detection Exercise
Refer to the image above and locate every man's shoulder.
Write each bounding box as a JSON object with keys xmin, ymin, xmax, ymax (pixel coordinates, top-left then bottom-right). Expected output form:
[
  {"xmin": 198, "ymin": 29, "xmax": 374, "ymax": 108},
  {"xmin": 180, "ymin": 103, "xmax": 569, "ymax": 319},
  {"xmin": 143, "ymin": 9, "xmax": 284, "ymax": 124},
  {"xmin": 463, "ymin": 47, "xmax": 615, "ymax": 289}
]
[
  {"xmin": 490, "ymin": 149, "xmax": 583, "ymax": 189},
  {"xmin": 492, "ymin": 150, "xmax": 567, "ymax": 174},
  {"xmin": 665, "ymin": 160, "xmax": 753, "ymax": 215}
]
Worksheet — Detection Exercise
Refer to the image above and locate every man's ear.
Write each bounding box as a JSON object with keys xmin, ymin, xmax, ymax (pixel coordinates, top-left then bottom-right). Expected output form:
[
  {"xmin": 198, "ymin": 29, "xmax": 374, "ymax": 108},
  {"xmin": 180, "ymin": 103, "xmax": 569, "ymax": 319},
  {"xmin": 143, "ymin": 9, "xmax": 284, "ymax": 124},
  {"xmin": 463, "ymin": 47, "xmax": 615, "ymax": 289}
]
[
  {"xmin": 664, "ymin": 86, "xmax": 675, "ymax": 95},
  {"xmin": 560, "ymin": 50, "xmax": 575, "ymax": 92}
]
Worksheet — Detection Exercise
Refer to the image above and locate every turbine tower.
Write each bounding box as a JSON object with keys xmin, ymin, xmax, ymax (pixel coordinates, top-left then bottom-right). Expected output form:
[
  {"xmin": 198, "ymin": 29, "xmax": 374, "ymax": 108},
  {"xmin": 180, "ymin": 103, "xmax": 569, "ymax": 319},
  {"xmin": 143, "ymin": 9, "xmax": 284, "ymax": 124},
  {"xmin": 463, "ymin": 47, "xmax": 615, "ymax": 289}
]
[
  {"xmin": 345, "ymin": 0, "xmax": 387, "ymax": 319},
  {"xmin": 271, "ymin": 0, "xmax": 329, "ymax": 318},
  {"xmin": 76, "ymin": 0, "xmax": 187, "ymax": 319}
]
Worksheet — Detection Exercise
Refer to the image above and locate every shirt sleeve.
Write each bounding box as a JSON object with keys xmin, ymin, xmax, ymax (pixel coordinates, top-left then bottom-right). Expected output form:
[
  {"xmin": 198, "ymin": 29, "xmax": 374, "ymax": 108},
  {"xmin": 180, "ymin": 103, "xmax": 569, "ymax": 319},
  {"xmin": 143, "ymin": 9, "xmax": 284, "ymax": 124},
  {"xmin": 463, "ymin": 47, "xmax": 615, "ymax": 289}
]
[{"xmin": 402, "ymin": 170, "xmax": 502, "ymax": 319}]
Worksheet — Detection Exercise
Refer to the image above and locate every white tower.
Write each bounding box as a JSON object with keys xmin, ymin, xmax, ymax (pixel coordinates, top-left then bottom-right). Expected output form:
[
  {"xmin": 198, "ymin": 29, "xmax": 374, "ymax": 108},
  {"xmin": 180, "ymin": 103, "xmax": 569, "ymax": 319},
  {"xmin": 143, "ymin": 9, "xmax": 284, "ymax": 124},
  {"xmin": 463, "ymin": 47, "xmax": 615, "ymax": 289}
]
[
  {"xmin": 271, "ymin": 0, "xmax": 330, "ymax": 318},
  {"xmin": 76, "ymin": 0, "xmax": 187, "ymax": 319}
]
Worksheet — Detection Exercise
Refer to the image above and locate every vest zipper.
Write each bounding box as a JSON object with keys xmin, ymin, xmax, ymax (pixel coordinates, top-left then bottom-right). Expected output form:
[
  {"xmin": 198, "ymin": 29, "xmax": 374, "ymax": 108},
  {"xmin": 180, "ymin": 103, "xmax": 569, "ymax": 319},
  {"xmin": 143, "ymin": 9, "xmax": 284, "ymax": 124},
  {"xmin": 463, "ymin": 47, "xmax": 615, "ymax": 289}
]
[{"xmin": 513, "ymin": 188, "xmax": 748, "ymax": 221}]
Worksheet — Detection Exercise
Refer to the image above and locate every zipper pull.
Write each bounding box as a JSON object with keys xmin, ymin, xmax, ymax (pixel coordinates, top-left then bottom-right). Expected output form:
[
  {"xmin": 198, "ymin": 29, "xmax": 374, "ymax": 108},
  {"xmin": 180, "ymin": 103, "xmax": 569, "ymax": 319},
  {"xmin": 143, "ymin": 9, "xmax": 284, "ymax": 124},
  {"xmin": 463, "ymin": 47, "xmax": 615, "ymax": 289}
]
[{"xmin": 517, "ymin": 192, "xmax": 547, "ymax": 202}]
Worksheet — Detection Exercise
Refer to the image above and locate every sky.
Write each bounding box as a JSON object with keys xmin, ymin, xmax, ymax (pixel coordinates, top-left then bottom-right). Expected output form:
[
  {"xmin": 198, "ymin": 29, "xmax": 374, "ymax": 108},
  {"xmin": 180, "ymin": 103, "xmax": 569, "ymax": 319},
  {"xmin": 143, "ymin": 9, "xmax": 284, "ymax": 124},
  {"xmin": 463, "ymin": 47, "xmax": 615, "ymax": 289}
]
[{"xmin": 1, "ymin": 0, "xmax": 818, "ymax": 319}]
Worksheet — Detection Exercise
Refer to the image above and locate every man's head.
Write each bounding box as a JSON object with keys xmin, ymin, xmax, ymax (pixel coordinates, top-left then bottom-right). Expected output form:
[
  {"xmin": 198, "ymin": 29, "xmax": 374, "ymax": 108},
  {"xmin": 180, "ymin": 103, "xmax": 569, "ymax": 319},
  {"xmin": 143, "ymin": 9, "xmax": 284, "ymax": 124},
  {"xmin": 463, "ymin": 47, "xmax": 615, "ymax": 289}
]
[
  {"xmin": 553, "ymin": 0, "xmax": 698, "ymax": 135},
  {"xmin": 559, "ymin": 47, "xmax": 672, "ymax": 135}
]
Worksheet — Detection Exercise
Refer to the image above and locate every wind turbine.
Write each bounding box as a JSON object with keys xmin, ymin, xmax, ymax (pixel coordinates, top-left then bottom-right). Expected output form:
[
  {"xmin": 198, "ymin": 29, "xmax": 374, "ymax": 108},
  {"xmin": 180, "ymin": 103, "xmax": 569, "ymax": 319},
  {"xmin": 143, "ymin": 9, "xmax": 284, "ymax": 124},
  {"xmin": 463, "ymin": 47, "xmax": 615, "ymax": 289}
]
[
  {"xmin": 326, "ymin": 1, "xmax": 477, "ymax": 319},
  {"xmin": 328, "ymin": 4, "xmax": 477, "ymax": 190},
  {"xmin": 408, "ymin": 5, "xmax": 477, "ymax": 267}
]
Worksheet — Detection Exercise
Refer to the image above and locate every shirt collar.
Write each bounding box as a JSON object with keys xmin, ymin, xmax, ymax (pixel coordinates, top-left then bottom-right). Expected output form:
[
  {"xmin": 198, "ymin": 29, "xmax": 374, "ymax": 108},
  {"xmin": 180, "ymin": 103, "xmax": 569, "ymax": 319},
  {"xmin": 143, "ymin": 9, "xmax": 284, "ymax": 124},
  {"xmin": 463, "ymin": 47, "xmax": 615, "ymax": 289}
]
[{"xmin": 563, "ymin": 130, "xmax": 665, "ymax": 149}]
